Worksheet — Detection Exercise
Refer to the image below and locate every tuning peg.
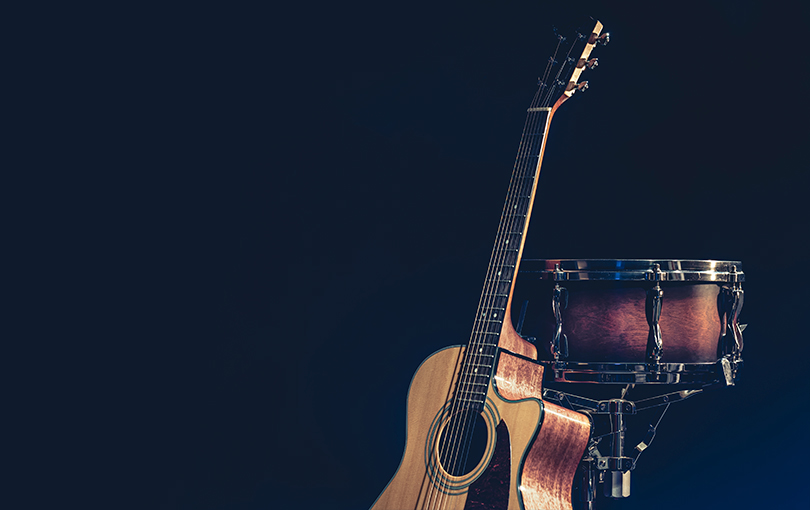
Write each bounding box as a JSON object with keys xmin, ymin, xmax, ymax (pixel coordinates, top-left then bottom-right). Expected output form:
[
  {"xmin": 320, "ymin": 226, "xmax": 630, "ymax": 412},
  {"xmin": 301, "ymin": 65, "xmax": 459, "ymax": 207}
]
[
  {"xmin": 586, "ymin": 58, "xmax": 599, "ymax": 69},
  {"xmin": 596, "ymin": 32, "xmax": 609, "ymax": 45},
  {"xmin": 575, "ymin": 81, "xmax": 589, "ymax": 94}
]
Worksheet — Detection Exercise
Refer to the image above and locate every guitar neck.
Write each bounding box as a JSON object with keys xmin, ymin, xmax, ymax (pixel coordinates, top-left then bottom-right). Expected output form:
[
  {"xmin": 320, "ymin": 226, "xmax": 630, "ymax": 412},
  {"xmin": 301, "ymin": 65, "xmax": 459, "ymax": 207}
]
[
  {"xmin": 456, "ymin": 106, "xmax": 553, "ymax": 409},
  {"xmin": 457, "ymin": 20, "xmax": 604, "ymax": 409},
  {"xmin": 477, "ymin": 106, "xmax": 553, "ymax": 337}
]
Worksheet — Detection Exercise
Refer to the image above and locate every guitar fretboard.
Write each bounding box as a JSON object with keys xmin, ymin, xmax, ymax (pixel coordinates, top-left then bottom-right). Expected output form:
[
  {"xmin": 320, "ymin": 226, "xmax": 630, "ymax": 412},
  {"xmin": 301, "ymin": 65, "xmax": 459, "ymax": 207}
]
[{"xmin": 455, "ymin": 106, "xmax": 552, "ymax": 410}]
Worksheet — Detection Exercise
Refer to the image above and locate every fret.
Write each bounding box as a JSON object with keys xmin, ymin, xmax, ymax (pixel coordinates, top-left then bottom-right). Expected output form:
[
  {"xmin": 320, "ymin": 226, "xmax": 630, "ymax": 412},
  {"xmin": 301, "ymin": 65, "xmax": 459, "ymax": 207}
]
[
  {"xmin": 457, "ymin": 387, "xmax": 488, "ymax": 396},
  {"xmin": 482, "ymin": 294, "xmax": 507, "ymax": 304},
  {"xmin": 466, "ymin": 362, "xmax": 493, "ymax": 369},
  {"xmin": 471, "ymin": 353, "xmax": 495, "ymax": 359},
  {"xmin": 464, "ymin": 381, "xmax": 489, "ymax": 393},
  {"xmin": 456, "ymin": 79, "xmax": 551, "ymax": 398},
  {"xmin": 456, "ymin": 396, "xmax": 486, "ymax": 404},
  {"xmin": 499, "ymin": 235, "xmax": 521, "ymax": 250},
  {"xmin": 460, "ymin": 373, "xmax": 493, "ymax": 384},
  {"xmin": 486, "ymin": 277, "xmax": 512, "ymax": 283},
  {"xmin": 488, "ymin": 281, "xmax": 512, "ymax": 294},
  {"xmin": 467, "ymin": 343, "xmax": 498, "ymax": 353}
]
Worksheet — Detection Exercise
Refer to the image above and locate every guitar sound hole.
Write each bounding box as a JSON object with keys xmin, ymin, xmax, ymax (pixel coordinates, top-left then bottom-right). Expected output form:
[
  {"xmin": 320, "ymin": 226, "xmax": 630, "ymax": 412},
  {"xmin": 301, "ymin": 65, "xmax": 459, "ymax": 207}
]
[{"xmin": 438, "ymin": 410, "xmax": 488, "ymax": 477}]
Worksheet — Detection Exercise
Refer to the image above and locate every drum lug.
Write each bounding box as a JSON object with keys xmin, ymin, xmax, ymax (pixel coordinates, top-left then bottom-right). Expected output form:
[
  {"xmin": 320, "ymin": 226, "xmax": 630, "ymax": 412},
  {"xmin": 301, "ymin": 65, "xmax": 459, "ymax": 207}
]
[
  {"xmin": 645, "ymin": 264, "xmax": 664, "ymax": 364},
  {"xmin": 718, "ymin": 266, "xmax": 745, "ymax": 361},
  {"xmin": 551, "ymin": 283, "xmax": 569, "ymax": 360}
]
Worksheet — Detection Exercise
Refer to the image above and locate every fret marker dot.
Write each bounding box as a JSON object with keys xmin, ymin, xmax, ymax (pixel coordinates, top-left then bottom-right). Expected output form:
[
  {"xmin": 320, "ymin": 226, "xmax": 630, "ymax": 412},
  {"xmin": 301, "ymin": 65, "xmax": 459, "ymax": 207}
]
[
  {"xmin": 493, "ymin": 313, "xmax": 498, "ymax": 318},
  {"xmin": 474, "ymin": 368, "xmax": 478, "ymax": 372}
]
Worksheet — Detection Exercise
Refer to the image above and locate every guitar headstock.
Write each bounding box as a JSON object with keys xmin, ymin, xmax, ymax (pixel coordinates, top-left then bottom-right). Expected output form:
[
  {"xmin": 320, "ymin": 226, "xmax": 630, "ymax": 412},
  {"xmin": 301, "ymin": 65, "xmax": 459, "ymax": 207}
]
[{"xmin": 534, "ymin": 19, "xmax": 608, "ymax": 112}]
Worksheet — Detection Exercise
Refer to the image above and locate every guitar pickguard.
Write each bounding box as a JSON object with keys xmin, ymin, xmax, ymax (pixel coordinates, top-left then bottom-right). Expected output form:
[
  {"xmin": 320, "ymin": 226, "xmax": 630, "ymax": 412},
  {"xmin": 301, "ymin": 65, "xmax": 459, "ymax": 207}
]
[{"xmin": 464, "ymin": 420, "xmax": 510, "ymax": 510}]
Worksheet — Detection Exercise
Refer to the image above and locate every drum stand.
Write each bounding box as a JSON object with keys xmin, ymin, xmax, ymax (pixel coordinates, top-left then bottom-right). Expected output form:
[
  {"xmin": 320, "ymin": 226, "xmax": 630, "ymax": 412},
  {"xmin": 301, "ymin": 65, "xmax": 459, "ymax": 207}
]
[
  {"xmin": 538, "ymin": 352, "xmax": 744, "ymax": 509},
  {"xmin": 543, "ymin": 385, "xmax": 695, "ymax": 505},
  {"xmin": 513, "ymin": 260, "xmax": 746, "ymax": 508}
]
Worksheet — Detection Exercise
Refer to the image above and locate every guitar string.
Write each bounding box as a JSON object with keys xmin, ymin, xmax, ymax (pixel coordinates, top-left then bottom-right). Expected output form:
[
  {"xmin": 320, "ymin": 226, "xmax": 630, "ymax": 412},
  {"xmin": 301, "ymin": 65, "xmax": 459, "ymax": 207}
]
[
  {"xmin": 440, "ymin": 30, "xmax": 588, "ymax": 507},
  {"xmin": 428, "ymin": 30, "xmax": 584, "ymax": 509},
  {"xmin": 427, "ymin": 95, "xmax": 543, "ymax": 510},
  {"xmin": 540, "ymin": 33, "xmax": 580, "ymax": 107},
  {"xmin": 431, "ymin": 31, "xmax": 581, "ymax": 510},
  {"xmin": 442, "ymin": 27, "xmax": 596, "ymax": 505},
  {"xmin": 433, "ymin": 63, "xmax": 554, "ymax": 510}
]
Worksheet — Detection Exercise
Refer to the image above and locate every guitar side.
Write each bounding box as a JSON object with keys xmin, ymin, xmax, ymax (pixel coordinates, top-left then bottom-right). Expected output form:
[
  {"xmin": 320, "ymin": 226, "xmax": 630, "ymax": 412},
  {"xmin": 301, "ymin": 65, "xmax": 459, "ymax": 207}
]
[{"xmin": 370, "ymin": 346, "xmax": 589, "ymax": 510}]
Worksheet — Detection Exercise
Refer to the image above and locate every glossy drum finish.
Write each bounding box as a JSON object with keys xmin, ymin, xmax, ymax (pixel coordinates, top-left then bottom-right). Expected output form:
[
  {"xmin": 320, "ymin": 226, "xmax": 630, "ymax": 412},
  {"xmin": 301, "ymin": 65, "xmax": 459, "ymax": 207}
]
[{"xmin": 512, "ymin": 260, "xmax": 744, "ymax": 365}]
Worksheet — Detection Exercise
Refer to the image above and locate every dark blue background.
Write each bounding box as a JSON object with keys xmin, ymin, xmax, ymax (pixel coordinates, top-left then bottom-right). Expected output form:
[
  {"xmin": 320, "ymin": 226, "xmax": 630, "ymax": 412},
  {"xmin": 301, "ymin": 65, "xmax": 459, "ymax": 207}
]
[{"xmin": 15, "ymin": 1, "xmax": 808, "ymax": 509}]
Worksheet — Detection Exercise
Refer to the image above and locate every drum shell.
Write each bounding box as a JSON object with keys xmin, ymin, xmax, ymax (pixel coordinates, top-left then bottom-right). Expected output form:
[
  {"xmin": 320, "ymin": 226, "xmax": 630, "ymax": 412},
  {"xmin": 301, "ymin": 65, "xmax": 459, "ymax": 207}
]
[{"xmin": 511, "ymin": 280, "xmax": 724, "ymax": 364}]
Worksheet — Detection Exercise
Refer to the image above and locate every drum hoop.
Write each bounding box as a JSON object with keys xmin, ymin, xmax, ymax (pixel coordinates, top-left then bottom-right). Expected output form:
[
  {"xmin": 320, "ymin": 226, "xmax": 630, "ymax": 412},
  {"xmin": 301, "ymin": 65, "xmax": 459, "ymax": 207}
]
[
  {"xmin": 539, "ymin": 357, "xmax": 743, "ymax": 385},
  {"xmin": 520, "ymin": 259, "xmax": 744, "ymax": 282}
]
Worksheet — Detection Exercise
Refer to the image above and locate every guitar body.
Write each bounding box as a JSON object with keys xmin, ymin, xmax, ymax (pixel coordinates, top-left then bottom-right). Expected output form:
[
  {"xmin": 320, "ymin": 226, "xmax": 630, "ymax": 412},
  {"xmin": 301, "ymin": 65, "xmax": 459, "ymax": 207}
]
[{"xmin": 371, "ymin": 345, "xmax": 590, "ymax": 510}]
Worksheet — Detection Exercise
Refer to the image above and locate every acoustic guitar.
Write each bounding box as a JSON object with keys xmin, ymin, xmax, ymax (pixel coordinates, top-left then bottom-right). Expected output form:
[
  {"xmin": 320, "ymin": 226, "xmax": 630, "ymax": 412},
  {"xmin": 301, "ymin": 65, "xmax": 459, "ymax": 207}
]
[{"xmin": 371, "ymin": 20, "xmax": 607, "ymax": 510}]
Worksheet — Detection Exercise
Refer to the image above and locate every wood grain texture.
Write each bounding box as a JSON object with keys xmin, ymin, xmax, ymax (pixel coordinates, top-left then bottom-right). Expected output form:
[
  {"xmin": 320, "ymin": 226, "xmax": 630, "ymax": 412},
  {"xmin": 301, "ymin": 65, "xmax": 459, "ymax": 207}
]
[
  {"xmin": 515, "ymin": 282, "xmax": 723, "ymax": 363},
  {"xmin": 494, "ymin": 350, "xmax": 591, "ymax": 510},
  {"xmin": 498, "ymin": 309, "xmax": 537, "ymax": 359},
  {"xmin": 371, "ymin": 346, "xmax": 589, "ymax": 510}
]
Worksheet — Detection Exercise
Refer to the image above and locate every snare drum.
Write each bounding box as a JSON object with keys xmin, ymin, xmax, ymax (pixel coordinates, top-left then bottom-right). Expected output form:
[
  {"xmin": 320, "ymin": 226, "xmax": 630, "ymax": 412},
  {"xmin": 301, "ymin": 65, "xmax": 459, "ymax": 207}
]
[{"xmin": 511, "ymin": 259, "xmax": 745, "ymax": 385}]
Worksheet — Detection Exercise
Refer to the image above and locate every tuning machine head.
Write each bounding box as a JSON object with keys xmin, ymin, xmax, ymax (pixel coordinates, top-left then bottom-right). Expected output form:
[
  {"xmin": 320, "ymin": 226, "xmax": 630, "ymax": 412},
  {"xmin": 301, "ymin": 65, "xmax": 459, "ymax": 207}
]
[
  {"xmin": 578, "ymin": 57, "xmax": 599, "ymax": 70},
  {"xmin": 574, "ymin": 81, "xmax": 589, "ymax": 94},
  {"xmin": 588, "ymin": 31, "xmax": 609, "ymax": 46},
  {"xmin": 597, "ymin": 32, "xmax": 609, "ymax": 45}
]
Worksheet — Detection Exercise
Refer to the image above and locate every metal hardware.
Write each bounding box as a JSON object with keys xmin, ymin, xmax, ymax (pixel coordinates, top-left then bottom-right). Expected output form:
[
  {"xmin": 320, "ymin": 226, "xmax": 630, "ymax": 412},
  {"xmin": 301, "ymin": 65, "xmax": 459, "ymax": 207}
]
[
  {"xmin": 551, "ymin": 282, "xmax": 569, "ymax": 360},
  {"xmin": 717, "ymin": 265, "xmax": 745, "ymax": 374},
  {"xmin": 646, "ymin": 264, "xmax": 664, "ymax": 364},
  {"xmin": 728, "ymin": 265, "xmax": 745, "ymax": 356},
  {"xmin": 575, "ymin": 455, "xmax": 598, "ymax": 509},
  {"xmin": 519, "ymin": 259, "xmax": 745, "ymax": 282},
  {"xmin": 552, "ymin": 262, "xmax": 568, "ymax": 281},
  {"xmin": 596, "ymin": 32, "xmax": 610, "ymax": 45},
  {"xmin": 539, "ymin": 357, "xmax": 741, "ymax": 385},
  {"xmin": 602, "ymin": 398, "xmax": 631, "ymax": 498},
  {"xmin": 548, "ymin": 386, "xmax": 704, "ymax": 505},
  {"xmin": 720, "ymin": 356, "xmax": 734, "ymax": 386}
]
